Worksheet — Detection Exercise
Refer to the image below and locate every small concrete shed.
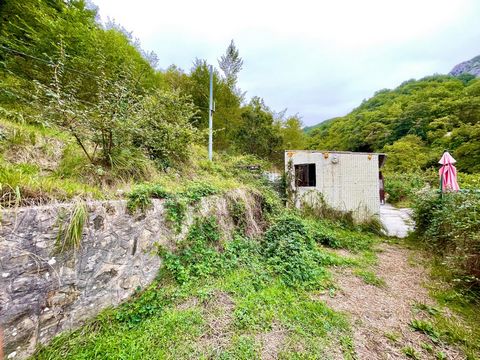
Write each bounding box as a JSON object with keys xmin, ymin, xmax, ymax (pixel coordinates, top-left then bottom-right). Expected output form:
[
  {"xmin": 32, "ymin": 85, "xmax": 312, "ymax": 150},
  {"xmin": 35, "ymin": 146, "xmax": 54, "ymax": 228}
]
[{"xmin": 285, "ymin": 150, "xmax": 386, "ymax": 221}]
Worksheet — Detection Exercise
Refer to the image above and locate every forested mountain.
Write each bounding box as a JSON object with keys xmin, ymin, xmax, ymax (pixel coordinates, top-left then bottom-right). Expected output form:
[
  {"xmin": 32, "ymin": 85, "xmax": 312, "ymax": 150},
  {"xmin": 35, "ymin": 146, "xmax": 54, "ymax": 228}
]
[
  {"xmin": 307, "ymin": 74, "xmax": 480, "ymax": 173},
  {"xmin": 302, "ymin": 117, "xmax": 337, "ymax": 134}
]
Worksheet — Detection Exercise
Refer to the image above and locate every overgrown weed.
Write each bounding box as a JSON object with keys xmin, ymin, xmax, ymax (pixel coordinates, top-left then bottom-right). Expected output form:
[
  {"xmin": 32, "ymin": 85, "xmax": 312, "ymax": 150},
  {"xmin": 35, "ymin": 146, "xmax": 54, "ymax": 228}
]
[
  {"xmin": 33, "ymin": 202, "xmax": 376, "ymax": 359},
  {"xmin": 54, "ymin": 201, "xmax": 88, "ymax": 253},
  {"xmin": 402, "ymin": 237, "xmax": 480, "ymax": 358}
]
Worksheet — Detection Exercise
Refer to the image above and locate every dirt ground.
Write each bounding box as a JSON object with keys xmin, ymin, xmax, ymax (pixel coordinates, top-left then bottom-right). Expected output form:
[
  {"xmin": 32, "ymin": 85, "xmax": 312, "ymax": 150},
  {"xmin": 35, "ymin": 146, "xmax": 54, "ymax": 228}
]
[{"xmin": 318, "ymin": 244, "xmax": 464, "ymax": 360}]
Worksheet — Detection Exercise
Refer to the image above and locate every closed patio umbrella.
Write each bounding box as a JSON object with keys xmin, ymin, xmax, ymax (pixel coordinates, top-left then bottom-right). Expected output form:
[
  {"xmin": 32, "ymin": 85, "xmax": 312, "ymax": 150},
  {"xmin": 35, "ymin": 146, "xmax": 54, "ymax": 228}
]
[{"xmin": 439, "ymin": 151, "xmax": 460, "ymax": 192}]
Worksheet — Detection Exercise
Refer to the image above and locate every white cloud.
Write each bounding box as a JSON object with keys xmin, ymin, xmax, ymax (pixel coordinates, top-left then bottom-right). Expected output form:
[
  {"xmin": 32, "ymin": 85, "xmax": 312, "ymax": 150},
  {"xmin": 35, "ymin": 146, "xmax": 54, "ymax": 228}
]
[{"xmin": 93, "ymin": 0, "xmax": 480, "ymax": 125}]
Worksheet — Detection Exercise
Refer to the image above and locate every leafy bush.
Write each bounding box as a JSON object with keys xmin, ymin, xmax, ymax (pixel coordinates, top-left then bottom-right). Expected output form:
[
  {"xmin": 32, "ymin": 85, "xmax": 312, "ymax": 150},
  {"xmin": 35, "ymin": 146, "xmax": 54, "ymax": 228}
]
[
  {"xmin": 134, "ymin": 90, "xmax": 200, "ymax": 169},
  {"xmin": 459, "ymin": 172, "xmax": 480, "ymax": 190},
  {"xmin": 162, "ymin": 217, "xmax": 222, "ymax": 284},
  {"xmin": 127, "ymin": 180, "xmax": 221, "ymax": 215},
  {"xmin": 260, "ymin": 214, "xmax": 324, "ymax": 287},
  {"xmin": 384, "ymin": 171, "xmax": 436, "ymax": 205},
  {"xmin": 410, "ymin": 319, "xmax": 441, "ymax": 343},
  {"xmin": 161, "ymin": 209, "xmax": 379, "ymax": 290},
  {"xmin": 227, "ymin": 197, "xmax": 247, "ymax": 233},
  {"xmin": 412, "ymin": 190, "xmax": 480, "ymax": 290},
  {"xmin": 381, "ymin": 135, "xmax": 436, "ymax": 173},
  {"xmin": 115, "ymin": 283, "xmax": 165, "ymax": 327},
  {"xmin": 161, "ymin": 217, "xmax": 264, "ymax": 285},
  {"xmin": 180, "ymin": 181, "xmax": 219, "ymax": 203},
  {"xmin": 257, "ymin": 187, "xmax": 282, "ymax": 218},
  {"xmin": 165, "ymin": 197, "xmax": 188, "ymax": 233},
  {"xmin": 306, "ymin": 219, "xmax": 375, "ymax": 252},
  {"xmin": 127, "ymin": 184, "xmax": 169, "ymax": 213}
]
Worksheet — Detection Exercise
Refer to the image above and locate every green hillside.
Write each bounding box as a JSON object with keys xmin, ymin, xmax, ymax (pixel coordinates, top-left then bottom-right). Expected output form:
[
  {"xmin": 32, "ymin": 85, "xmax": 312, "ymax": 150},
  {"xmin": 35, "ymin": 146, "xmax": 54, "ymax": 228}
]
[
  {"xmin": 0, "ymin": 0, "xmax": 307, "ymax": 206},
  {"xmin": 303, "ymin": 117, "xmax": 337, "ymax": 134},
  {"xmin": 307, "ymin": 74, "xmax": 480, "ymax": 174}
]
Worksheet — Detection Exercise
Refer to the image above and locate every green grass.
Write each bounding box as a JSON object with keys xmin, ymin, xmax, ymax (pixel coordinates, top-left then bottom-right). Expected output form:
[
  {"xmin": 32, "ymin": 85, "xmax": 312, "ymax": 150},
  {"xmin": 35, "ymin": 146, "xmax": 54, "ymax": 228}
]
[
  {"xmin": 305, "ymin": 218, "xmax": 379, "ymax": 252},
  {"xmin": 0, "ymin": 157, "xmax": 103, "ymax": 206},
  {"xmin": 0, "ymin": 117, "xmax": 274, "ymax": 209},
  {"xmin": 409, "ymin": 319, "xmax": 441, "ymax": 343},
  {"xmin": 35, "ymin": 306, "xmax": 205, "ymax": 359},
  {"xmin": 0, "ymin": 118, "xmax": 106, "ymax": 206},
  {"xmin": 384, "ymin": 331, "xmax": 401, "ymax": 343},
  {"xmin": 402, "ymin": 345, "xmax": 420, "ymax": 359},
  {"xmin": 403, "ymin": 239, "xmax": 480, "ymax": 359},
  {"xmin": 353, "ymin": 269, "xmax": 386, "ymax": 287},
  {"xmin": 126, "ymin": 183, "xmax": 169, "ymax": 213},
  {"xmin": 33, "ymin": 262, "xmax": 352, "ymax": 359},
  {"xmin": 32, "ymin": 212, "xmax": 374, "ymax": 359},
  {"xmin": 422, "ymin": 295, "xmax": 480, "ymax": 359}
]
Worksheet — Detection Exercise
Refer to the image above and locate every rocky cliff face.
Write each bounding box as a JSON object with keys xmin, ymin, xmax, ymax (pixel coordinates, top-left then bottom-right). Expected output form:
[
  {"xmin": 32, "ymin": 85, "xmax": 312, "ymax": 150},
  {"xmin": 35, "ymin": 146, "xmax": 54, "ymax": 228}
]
[
  {"xmin": 0, "ymin": 190, "xmax": 266, "ymax": 359},
  {"xmin": 449, "ymin": 55, "xmax": 480, "ymax": 77}
]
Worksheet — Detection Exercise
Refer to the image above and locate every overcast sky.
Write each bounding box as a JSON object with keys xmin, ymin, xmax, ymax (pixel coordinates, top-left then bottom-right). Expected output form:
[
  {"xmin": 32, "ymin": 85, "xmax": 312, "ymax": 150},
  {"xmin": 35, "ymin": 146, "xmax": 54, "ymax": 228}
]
[{"xmin": 92, "ymin": 0, "xmax": 480, "ymax": 126}]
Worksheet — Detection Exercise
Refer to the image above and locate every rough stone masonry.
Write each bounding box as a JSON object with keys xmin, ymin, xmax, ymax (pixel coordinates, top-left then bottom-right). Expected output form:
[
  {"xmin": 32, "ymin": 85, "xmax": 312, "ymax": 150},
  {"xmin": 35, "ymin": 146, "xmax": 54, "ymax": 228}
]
[{"xmin": 0, "ymin": 190, "xmax": 265, "ymax": 359}]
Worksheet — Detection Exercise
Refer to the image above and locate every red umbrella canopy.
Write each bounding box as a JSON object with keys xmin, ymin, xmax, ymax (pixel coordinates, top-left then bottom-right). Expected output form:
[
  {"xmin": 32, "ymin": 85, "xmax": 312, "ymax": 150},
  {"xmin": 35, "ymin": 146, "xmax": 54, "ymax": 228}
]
[{"xmin": 438, "ymin": 151, "xmax": 460, "ymax": 192}]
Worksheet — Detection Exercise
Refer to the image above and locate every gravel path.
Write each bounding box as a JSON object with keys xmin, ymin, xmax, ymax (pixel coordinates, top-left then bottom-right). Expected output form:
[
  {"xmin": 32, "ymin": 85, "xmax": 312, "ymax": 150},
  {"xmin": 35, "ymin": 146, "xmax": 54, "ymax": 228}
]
[{"xmin": 319, "ymin": 244, "xmax": 464, "ymax": 359}]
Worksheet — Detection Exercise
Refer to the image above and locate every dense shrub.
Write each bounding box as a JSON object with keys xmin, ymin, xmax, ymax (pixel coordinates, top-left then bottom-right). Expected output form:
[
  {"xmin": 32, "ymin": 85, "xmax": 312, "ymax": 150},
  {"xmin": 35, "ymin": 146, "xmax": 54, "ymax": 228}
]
[
  {"xmin": 164, "ymin": 197, "xmax": 188, "ymax": 233},
  {"xmin": 381, "ymin": 135, "xmax": 436, "ymax": 173},
  {"xmin": 127, "ymin": 184, "xmax": 169, "ymax": 213},
  {"xmin": 180, "ymin": 181, "xmax": 219, "ymax": 202},
  {"xmin": 384, "ymin": 170, "xmax": 436, "ymax": 205},
  {"xmin": 412, "ymin": 190, "xmax": 480, "ymax": 289},
  {"xmin": 162, "ymin": 217, "xmax": 223, "ymax": 284},
  {"xmin": 261, "ymin": 214, "xmax": 325, "ymax": 287},
  {"xmin": 383, "ymin": 169, "xmax": 478, "ymax": 206},
  {"xmin": 306, "ymin": 219, "xmax": 375, "ymax": 252},
  {"xmin": 459, "ymin": 172, "xmax": 480, "ymax": 190},
  {"xmin": 134, "ymin": 91, "xmax": 199, "ymax": 169}
]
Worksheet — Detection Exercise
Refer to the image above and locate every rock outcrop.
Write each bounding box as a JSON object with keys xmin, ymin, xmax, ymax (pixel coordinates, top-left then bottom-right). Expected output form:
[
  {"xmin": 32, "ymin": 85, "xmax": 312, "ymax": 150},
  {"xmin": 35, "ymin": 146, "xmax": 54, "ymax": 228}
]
[{"xmin": 449, "ymin": 55, "xmax": 480, "ymax": 77}]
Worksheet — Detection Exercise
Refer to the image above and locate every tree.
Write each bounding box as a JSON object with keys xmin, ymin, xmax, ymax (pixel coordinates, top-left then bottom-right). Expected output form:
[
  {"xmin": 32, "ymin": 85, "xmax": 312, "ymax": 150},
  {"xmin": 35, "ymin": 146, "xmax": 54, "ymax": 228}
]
[
  {"xmin": 34, "ymin": 47, "xmax": 198, "ymax": 172},
  {"xmin": 181, "ymin": 59, "xmax": 243, "ymax": 152},
  {"xmin": 381, "ymin": 135, "xmax": 434, "ymax": 173},
  {"xmin": 34, "ymin": 52, "xmax": 142, "ymax": 167},
  {"xmin": 134, "ymin": 90, "xmax": 199, "ymax": 169},
  {"xmin": 280, "ymin": 115, "xmax": 306, "ymax": 150},
  {"xmin": 234, "ymin": 97, "xmax": 282, "ymax": 160},
  {"xmin": 218, "ymin": 40, "xmax": 243, "ymax": 86}
]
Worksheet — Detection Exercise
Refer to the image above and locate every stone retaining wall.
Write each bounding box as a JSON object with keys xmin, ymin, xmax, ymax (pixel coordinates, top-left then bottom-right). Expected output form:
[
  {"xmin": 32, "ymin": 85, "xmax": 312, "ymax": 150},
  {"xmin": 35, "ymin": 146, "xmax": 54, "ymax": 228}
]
[{"xmin": 0, "ymin": 189, "xmax": 265, "ymax": 359}]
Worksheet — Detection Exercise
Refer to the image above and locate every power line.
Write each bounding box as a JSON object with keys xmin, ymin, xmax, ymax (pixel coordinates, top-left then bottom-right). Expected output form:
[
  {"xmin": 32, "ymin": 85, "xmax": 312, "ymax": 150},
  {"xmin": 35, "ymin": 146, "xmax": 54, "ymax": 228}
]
[
  {"xmin": 0, "ymin": 44, "xmax": 102, "ymax": 79},
  {"xmin": 1, "ymin": 44, "xmax": 215, "ymax": 111}
]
